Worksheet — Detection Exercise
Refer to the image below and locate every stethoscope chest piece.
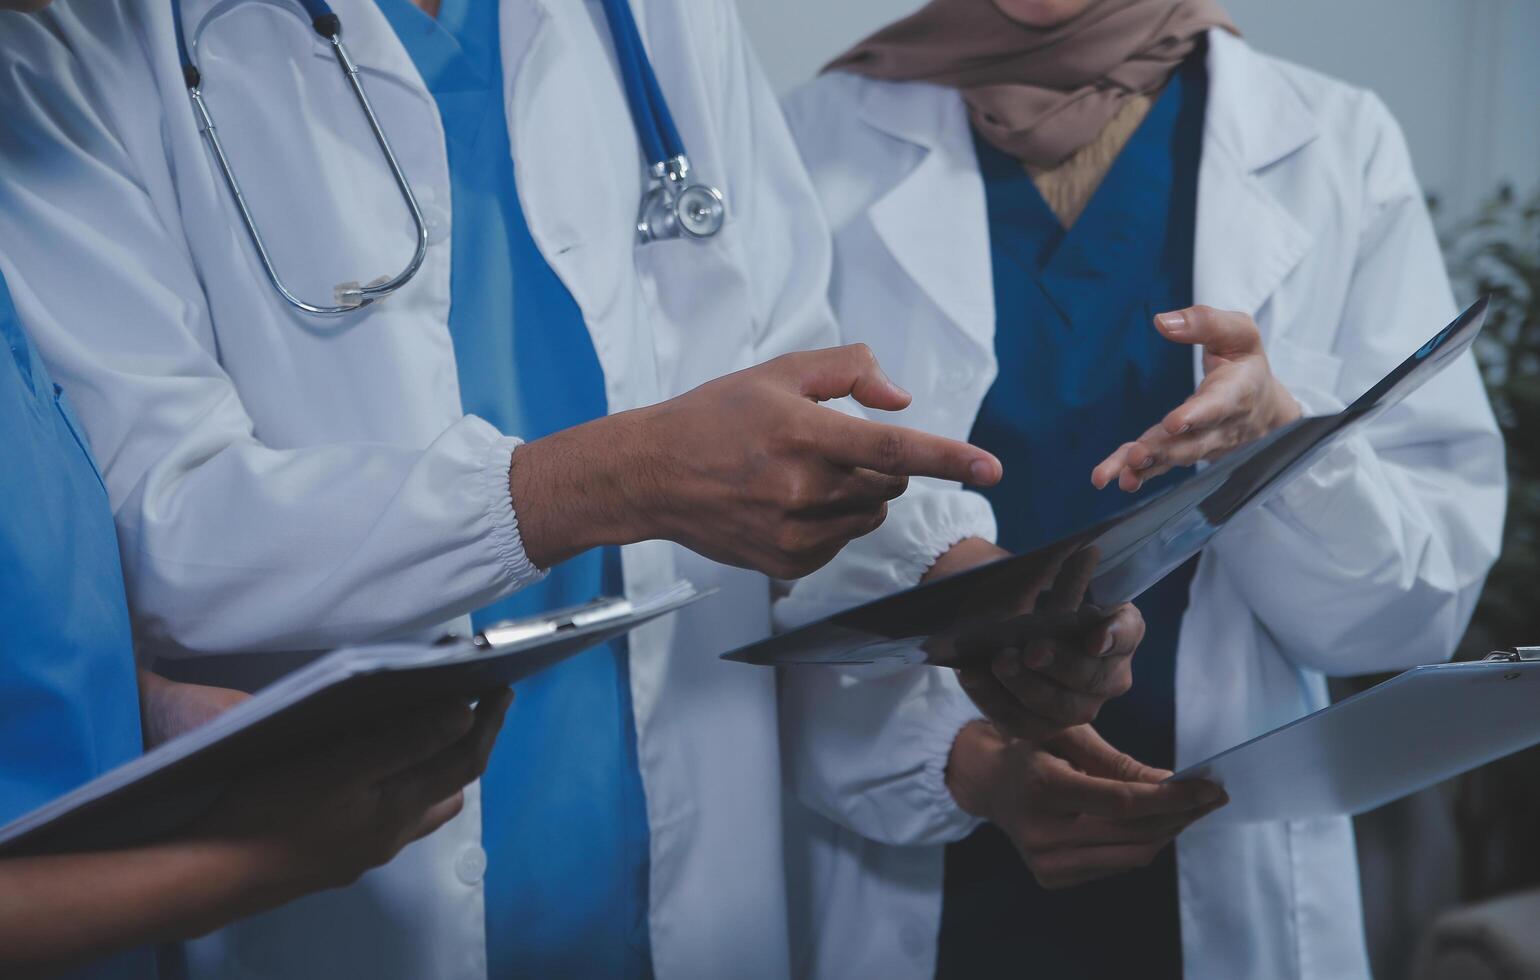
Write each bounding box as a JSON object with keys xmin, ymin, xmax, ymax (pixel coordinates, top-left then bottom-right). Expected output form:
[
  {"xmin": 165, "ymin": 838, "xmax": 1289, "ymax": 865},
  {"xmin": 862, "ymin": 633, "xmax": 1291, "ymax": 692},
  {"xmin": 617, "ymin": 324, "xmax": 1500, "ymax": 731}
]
[{"xmin": 637, "ymin": 156, "xmax": 726, "ymax": 243}]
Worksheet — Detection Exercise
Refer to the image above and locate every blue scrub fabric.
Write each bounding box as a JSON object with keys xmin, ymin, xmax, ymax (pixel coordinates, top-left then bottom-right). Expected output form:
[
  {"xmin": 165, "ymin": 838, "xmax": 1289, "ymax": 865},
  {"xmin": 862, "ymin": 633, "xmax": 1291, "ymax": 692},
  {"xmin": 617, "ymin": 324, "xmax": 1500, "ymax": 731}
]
[
  {"xmin": 375, "ymin": 1, "xmax": 653, "ymax": 976},
  {"xmin": 935, "ymin": 55, "xmax": 1209, "ymax": 980},
  {"xmin": 0, "ymin": 277, "xmax": 153, "ymax": 980}
]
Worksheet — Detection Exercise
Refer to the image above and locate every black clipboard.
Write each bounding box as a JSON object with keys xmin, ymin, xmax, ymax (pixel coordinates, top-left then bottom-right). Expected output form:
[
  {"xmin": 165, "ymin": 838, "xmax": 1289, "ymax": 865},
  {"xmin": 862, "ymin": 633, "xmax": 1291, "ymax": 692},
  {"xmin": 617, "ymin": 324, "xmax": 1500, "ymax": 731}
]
[
  {"xmin": 0, "ymin": 583, "xmax": 703, "ymax": 858},
  {"xmin": 723, "ymin": 298, "xmax": 1489, "ymax": 668}
]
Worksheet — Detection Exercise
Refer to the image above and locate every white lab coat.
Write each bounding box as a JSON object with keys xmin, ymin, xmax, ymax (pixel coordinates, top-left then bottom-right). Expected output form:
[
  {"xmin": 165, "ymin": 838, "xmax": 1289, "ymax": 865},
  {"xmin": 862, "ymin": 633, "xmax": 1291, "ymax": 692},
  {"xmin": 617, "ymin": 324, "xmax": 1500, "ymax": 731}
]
[
  {"xmin": 781, "ymin": 29, "xmax": 1506, "ymax": 980},
  {"xmin": 0, "ymin": 0, "xmax": 993, "ymax": 976}
]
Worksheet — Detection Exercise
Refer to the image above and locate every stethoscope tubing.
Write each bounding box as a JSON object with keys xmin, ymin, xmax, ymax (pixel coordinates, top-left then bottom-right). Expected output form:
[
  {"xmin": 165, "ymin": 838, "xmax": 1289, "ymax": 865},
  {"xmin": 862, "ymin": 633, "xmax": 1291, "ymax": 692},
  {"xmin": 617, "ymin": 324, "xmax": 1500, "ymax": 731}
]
[
  {"xmin": 598, "ymin": 0, "xmax": 686, "ymax": 170},
  {"xmin": 172, "ymin": 0, "xmax": 719, "ymax": 316}
]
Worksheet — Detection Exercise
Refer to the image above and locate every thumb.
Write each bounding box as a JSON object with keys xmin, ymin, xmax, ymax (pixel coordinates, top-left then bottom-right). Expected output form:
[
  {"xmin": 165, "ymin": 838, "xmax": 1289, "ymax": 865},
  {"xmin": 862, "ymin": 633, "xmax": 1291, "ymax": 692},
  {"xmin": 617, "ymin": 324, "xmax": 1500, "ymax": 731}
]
[
  {"xmin": 1049, "ymin": 726, "xmax": 1171, "ymax": 784},
  {"xmin": 784, "ymin": 344, "xmax": 912, "ymax": 412},
  {"xmin": 1154, "ymin": 306, "xmax": 1263, "ymax": 358}
]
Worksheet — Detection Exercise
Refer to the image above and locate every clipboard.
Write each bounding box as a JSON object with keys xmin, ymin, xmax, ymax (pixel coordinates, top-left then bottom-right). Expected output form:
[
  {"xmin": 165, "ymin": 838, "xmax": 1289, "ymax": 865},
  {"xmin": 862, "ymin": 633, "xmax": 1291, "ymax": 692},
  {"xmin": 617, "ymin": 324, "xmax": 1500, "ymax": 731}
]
[
  {"xmin": 1173, "ymin": 650, "xmax": 1540, "ymax": 826},
  {"xmin": 0, "ymin": 582, "xmax": 705, "ymax": 859},
  {"xmin": 722, "ymin": 298, "xmax": 1490, "ymax": 669}
]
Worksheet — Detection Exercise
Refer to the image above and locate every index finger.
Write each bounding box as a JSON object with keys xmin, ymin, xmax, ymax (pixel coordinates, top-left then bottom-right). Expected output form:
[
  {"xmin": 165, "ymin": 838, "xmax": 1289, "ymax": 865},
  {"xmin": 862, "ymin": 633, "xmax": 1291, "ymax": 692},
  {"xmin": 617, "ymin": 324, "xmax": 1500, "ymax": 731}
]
[{"xmin": 818, "ymin": 412, "xmax": 1001, "ymax": 486}]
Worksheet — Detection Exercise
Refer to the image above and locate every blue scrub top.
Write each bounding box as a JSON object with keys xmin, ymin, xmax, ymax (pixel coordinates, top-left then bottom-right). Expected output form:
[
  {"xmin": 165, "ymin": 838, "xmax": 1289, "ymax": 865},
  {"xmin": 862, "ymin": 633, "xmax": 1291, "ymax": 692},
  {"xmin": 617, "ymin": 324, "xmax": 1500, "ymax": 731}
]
[
  {"xmin": 936, "ymin": 55, "xmax": 1209, "ymax": 980},
  {"xmin": 0, "ymin": 276, "xmax": 153, "ymax": 980},
  {"xmin": 375, "ymin": 2, "xmax": 653, "ymax": 976}
]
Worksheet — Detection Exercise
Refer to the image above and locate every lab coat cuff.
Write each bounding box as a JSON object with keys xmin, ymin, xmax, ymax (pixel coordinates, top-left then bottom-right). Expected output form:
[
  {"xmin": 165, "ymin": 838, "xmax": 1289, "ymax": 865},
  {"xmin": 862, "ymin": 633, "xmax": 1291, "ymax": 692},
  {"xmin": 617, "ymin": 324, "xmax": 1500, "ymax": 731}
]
[
  {"xmin": 1218, "ymin": 378, "xmax": 1379, "ymax": 565},
  {"xmin": 905, "ymin": 681, "xmax": 987, "ymax": 842},
  {"xmin": 908, "ymin": 486, "xmax": 998, "ymax": 584},
  {"xmin": 773, "ymin": 485, "xmax": 996, "ymax": 633},
  {"xmin": 484, "ymin": 436, "xmax": 547, "ymax": 588},
  {"xmin": 1264, "ymin": 380, "xmax": 1367, "ymax": 534}
]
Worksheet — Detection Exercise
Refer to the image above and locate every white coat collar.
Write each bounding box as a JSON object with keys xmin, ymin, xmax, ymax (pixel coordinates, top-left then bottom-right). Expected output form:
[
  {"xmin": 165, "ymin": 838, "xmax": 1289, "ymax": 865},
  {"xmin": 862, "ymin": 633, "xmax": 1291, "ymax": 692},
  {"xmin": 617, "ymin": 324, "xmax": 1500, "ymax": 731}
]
[
  {"xmin": 1192, "ymin": 28, "xmax": 1318, "ymax": 321},
  {"xmin": 851, "ymin": 29, "xmax": 1321, "ymax": 357},
  {"xmin": 856, "ymin": 78, "xmax": 997, "ymax": 356}
]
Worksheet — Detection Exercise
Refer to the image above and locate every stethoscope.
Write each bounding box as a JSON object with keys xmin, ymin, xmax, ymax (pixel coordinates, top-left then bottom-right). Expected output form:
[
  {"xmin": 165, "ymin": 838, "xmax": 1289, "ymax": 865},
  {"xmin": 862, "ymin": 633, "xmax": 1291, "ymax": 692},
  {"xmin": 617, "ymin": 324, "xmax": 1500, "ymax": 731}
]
[{"xmin": 171, "ymin": 0, "xmax": 727, "ymax": 317}]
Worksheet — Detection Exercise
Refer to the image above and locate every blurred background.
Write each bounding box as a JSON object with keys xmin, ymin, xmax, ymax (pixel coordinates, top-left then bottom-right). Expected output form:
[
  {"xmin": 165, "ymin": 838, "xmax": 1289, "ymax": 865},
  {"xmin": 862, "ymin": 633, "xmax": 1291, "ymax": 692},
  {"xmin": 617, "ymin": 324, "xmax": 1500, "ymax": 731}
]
[{"xmin": 736, "ymin": 2, "xmax": 1540, "ymax": 977}]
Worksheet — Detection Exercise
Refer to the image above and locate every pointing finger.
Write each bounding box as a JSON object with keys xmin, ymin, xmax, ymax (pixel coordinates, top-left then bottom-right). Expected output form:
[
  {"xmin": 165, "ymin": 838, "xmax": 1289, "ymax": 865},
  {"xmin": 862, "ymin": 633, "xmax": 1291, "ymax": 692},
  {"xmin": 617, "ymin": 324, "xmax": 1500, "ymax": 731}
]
[{"xmin": 821, "ymin": 413, "xmax": 1002, "ymax": 486}]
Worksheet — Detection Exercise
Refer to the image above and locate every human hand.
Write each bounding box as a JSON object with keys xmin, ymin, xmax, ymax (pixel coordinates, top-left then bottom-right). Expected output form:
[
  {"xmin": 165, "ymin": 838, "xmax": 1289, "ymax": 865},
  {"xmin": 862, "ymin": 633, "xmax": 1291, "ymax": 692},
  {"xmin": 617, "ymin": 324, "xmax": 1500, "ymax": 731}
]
[
  {"xmin": 923, "ymin": 541, "xmax": 1144, "ymax": 741},
  {"xmin": 192, "ymin": 689, "xmax": 513, "ymax": 910},
  {"xmin": 138, "ymin": 670, "xmax": 249, "ymax": 750},
  {"xmin": 945, "ymin": 722, "xmax": 1226, "ymax": 889},
  {"xmin": 511, "ymin": 344, "xmax": 1002, "ymax": 578},
  {"xmin": 1092, "ymin": 306, "xmax": 1302, "ymax": 492}
]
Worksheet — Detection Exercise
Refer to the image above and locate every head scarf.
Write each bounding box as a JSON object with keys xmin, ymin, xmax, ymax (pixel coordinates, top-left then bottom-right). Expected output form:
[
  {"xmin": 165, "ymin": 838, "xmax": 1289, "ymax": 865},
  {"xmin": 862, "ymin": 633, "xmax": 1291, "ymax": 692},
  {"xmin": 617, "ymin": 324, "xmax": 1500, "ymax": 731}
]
[{"xmin": 827, "ymin": 0, "xmax": 1237, "ymax": 169}]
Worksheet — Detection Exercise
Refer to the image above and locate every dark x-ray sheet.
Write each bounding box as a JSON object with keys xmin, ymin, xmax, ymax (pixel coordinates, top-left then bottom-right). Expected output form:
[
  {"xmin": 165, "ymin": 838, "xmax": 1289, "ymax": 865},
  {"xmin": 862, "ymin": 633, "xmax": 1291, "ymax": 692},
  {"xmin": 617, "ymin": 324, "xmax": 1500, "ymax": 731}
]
[{"xmin": 723, "ymin": 297, "xmax": 1489, "ymax": 668}]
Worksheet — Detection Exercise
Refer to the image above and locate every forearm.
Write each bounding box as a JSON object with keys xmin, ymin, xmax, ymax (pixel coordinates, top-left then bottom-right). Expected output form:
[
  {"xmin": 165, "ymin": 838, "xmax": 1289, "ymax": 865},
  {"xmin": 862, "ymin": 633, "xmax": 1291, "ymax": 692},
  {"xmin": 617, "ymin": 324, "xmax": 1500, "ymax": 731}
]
[
  {"xmin": 508, "ymin": 409, "xmax": 655, "ymax": 570},
  {"xmin": 0, "ymin": 839, "xmax": 283, "ymax": 977}
]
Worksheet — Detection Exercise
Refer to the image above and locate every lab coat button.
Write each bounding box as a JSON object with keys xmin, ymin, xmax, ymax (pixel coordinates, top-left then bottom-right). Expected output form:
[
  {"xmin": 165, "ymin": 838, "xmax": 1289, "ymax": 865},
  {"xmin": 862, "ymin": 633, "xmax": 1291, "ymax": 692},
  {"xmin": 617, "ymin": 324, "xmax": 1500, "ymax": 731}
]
[
  {"xmin": 422, "ymin": 205, "xmax": 449, "ymax": 246},
  {"xmin": 942, "ymin": 366, "xmax": 973, "ymax": 390},
  {"xmin": 454, "ymin": 844, "xmax": 486, "ymax": 886}
]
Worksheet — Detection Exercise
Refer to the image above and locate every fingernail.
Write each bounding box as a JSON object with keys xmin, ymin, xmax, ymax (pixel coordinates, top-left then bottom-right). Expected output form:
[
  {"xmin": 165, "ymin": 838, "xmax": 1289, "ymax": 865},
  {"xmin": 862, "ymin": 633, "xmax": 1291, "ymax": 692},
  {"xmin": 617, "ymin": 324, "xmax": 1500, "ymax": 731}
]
[
  {"xmin": 1136, "ymin": 457, "xmax": 1155, "ymax": 471},
  {"xmin": 970, "ymin": 458, "xmax": 999, "ymax": 485},
  {"xmin": 1100, "ymin": 626, "xmax": 1116, "ymax": 656},
  {"xmin": 1156, "ymin": 312, "xmax": 1186, "ymax": 333},
  {"xmin": 1025, "ymin": 644, "xmax": 1051, "ymax": 669},
  {"xmin": 1200, "ymin": 783, "xmax": 1224, "ymax": 804},
  {"xmin": 1176, "ymin": 424, "xmax": 1192, "ymax": 435}
]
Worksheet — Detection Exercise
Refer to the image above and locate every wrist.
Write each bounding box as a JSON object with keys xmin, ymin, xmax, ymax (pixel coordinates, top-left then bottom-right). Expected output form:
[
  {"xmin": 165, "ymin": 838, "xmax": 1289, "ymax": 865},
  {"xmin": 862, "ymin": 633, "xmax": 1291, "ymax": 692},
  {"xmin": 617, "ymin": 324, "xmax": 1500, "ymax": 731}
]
[
  {"xmin": 922, "ymin": 537, "xmax": 1008, "ymax": 584},
  {"xmin": 508, "ymin": 411, "xmax": 654, "ymax": 568},
  {"xmin": 1268, "ymin": 377, "xmax": 1304, "ymax": 430},
  {"xmin": 945, "ymin": 720, "xmax": 1009, "ymax": 821},
  {"xmin": 149, "ymin": 836, "xmax": 309, "ymax": 936}
]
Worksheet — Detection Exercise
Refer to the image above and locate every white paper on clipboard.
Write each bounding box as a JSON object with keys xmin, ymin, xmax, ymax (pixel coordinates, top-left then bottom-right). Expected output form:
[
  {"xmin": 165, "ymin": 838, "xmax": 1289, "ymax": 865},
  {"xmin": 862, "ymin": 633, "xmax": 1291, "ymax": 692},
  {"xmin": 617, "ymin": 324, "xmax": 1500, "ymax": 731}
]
[{"xmin": 1173, "ymin": 654, "xmax": 1540, "ymax": 826}]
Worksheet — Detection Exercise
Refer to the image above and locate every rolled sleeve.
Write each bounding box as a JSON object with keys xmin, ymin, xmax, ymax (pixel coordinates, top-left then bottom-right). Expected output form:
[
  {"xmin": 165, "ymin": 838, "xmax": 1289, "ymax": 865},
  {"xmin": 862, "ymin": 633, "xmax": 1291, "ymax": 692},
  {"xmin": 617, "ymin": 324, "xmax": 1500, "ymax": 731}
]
[{"xmin": 776, "ymin": 481, "xmax": 997, "ymax": 632}]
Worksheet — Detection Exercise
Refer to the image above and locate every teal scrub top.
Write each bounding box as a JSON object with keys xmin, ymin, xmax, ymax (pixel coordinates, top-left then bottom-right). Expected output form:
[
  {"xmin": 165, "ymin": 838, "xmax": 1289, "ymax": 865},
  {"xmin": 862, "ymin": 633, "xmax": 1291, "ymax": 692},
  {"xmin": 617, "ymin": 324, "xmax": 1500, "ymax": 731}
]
[
  {"xmin": 374, "ymin": 2, "xmax": 653, "ymax": 976},
  {"xmin": 936, "ymin": 54, "xmax": 1209, "ymax": 980},
  {"xmin": 0, "ymin": 274, "xmax": 154, "ymax": 980}
]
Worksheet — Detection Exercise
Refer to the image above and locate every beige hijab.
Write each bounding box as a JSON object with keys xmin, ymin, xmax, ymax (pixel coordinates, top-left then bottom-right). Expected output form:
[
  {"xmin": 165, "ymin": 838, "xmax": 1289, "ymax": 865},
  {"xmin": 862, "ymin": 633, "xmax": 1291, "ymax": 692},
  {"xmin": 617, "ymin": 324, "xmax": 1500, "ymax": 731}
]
[{"xmin": 827, "ymin": 0, "xmax": 1237, "ymax": 170}]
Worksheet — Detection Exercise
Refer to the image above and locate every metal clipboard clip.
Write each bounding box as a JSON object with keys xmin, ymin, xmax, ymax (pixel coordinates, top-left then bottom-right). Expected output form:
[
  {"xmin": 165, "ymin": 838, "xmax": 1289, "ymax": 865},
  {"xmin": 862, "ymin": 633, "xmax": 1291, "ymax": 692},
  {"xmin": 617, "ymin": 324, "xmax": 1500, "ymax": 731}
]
[
  {"xmin": 1484, "ymin": 647, "xmax": 1540, "ymax": 664},
  {"xmin": 472, "ymin": 596, "xmax": 637, "ymax": 652}
]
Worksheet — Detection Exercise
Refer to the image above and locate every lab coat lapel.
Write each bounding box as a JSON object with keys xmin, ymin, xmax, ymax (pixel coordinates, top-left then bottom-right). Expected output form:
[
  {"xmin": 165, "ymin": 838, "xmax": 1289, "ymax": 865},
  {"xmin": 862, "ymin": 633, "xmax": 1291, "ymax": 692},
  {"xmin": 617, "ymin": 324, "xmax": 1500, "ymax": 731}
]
[
  {"xmin": 499, "ymin": 0, "xmax": 649, "ymax": 411},
  {"xmin": 859, "ymin": 81, "xmax": 996, "ymax": 358},
  {"xmin": 1192, "ymin": 30, "xmax": 1317, "ymax": 374}
]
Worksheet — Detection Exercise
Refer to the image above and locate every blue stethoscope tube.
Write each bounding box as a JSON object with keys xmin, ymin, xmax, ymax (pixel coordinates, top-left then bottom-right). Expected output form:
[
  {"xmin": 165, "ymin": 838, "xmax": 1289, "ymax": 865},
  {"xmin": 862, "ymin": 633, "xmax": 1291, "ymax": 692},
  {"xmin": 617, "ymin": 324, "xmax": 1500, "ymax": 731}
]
[
  {"xmin": 172, "ymin": 0, "xmax": 725, "ymax": 317},
  {"xmin": 598, "ymin": 0, "xmax": 727, "ymax": 242}
]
